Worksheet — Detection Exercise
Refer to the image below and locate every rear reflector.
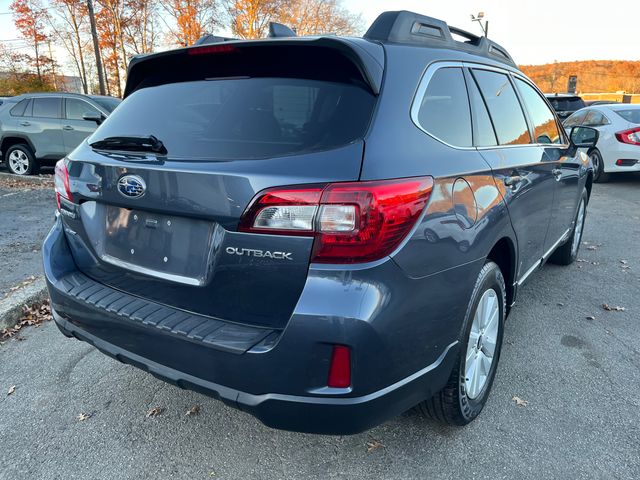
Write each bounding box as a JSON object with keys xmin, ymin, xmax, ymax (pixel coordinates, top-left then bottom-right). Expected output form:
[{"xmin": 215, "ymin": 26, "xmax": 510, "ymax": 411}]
[
  {"xmin": 615, "ymin": 127, "xmax": 640, "ymax": 146},
  {"xmin": 239, "ymin": 177, "xmax": 434, "ymax": 263},
  {"xmin": 327, "ymin": 345, "xmax": 351, "ymax": 388},
  {"xmin": 616, "ymin": 159, "xmax": 638, "ymax": 166}
]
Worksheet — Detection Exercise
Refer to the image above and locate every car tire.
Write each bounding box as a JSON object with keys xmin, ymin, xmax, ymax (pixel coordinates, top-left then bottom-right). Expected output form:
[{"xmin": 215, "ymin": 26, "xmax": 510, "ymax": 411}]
[
  {"xmin": 549, "ymin": 188, "xmax": 588, "ymax": 266},
  {"xmin": 5, "ymin": 144, "xmax": 39, "ymax": 176},
  {"xmin": 417, "ymin": 261, "xmax": 505, "ymax": 426},
  {"xmin": 589, "ymin": 149, "xmax": 609, "ymax": 183}
]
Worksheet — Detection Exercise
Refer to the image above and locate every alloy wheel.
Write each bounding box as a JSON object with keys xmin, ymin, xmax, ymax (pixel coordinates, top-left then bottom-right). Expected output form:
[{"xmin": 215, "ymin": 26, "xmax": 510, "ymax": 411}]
[
  {"xmin": 571, "ymin": 199, "xmax": 586, "ymax": 257},
  {"xmin": 464, "ymin": 288, "xmax": 500, "ymax": 400},
  {"xmin": 8, "ymin": 149, "xmax": 29, "ymax": 175}
]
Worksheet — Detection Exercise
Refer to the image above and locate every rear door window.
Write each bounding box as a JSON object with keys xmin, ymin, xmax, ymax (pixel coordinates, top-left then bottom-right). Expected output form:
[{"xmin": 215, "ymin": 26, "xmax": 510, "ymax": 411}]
[
  {"xmin": 32, "ymin": 97, "xmax": 62, "ymax": 118},
  {"xmin": 90, "ymin": 78, "xmax": 375, "ymax": 160},
  {"xmin": 583, "ymin": 110, "xmax": 608, "ymax": 126},
  {"xmin": 563, "ymin": 110, "xmax": 588, "ymax": 127},
  {"xmin": 465, "ymin": 71, "xmax": 498, "ymax": 147},
  {"xmin": 414, "ymin": 67, "xmax": 472, "ymax": 147},
  {"xmin": 472, "ymin": 69, "xmax": 531, "ymax": 145},
  {"xmin": 515, "ymin": 78, "xmax": 561, "ymax": 144}
]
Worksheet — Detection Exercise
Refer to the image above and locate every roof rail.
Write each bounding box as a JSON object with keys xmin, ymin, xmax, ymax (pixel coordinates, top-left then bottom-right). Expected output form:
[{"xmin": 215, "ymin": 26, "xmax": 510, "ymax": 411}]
[
  {"xmin": 268, "ymin": 22, "xmax": 296, "ymax": 38},
  {"xmin": 363, "ymin": 11, "xmax": 516, "ymax": 67}
]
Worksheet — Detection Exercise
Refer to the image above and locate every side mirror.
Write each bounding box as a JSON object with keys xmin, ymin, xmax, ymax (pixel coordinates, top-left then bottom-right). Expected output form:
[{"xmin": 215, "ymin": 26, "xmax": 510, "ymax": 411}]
[
  {"xmin": 82, "ymin": 112, "xmax": 104, "ymax": 125},
  {"xmin": 570, "ymin": 126, "xmax": 599, "ymax": 148}
]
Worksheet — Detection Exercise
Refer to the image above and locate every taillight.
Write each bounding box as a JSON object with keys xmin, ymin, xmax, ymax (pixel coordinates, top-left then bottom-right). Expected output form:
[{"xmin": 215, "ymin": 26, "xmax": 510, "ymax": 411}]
[
  {"xmin": 239, "ymin": 176, "xmax": 434, "ymax": 264},
  {"xmin": 615, "ymin": 127, "xmax": 640, "ymax": 146},
  {"xmin": 54, "ymin": 159, "xmax": 72, "ymax": 210}
]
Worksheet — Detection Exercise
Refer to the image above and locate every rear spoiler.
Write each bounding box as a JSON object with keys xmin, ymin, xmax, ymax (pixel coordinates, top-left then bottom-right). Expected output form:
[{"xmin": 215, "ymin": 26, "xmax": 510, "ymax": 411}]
[{"xmin": 124, "ymin": 37, "xmax": 384, "ymax": 97}]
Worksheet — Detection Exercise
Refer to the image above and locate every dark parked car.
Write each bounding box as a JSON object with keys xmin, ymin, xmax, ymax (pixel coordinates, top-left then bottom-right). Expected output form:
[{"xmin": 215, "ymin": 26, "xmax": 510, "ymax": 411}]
[
  {"xmin": 43, "ymin": 11, "xmax": 597, "ymax": 434},
  {"xmin": 0, "ymin": 92, "xmax": 120, "ymax": 175},
  {"xmin": 545, "ymin": 93, "xmax": 586, "ymax": 120}
]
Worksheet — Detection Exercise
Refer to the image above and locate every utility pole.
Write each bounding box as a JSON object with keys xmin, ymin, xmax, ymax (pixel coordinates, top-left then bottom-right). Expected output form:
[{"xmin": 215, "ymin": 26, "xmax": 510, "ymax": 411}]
[
  {"xmin": 47, "ymin": 40, "xmax": 58, "ymax": 90},
  {"xmin": 87, "ymin": 0, "xmax": 106, "ymax": 95},
  {"xmin": 471, "ymin": 12, "xmax": 489, "ymax": 38}
]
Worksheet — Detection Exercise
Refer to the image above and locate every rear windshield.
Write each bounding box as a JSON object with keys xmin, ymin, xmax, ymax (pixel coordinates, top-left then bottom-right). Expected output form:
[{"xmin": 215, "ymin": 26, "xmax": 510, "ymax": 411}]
[
  {"xmin": 89, "ymin": 77, "xmax": 375, "ymax": 160},
  {"xmin": 613, "ymin": 108, "xmax": 640, "ymax": 124},
  {"xmin": 547, "ymin": 97, "xmax": 585, "ymax": 111}
]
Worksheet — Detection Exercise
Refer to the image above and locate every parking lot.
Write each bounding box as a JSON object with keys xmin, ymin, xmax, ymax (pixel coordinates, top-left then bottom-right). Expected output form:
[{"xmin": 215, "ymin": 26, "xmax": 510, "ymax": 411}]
[{"xmin": 1, "ymin": 172, "xmax": 639, "ymax": 480}]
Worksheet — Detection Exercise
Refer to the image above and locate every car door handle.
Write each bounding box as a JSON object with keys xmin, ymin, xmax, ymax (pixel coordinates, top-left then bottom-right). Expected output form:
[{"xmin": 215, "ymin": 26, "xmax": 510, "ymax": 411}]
[
  {"xmin": 20, "ymin": 121, "xmax": 31, "ymax": 126},
  {"xmin": 504, "ymin": 175, "xmax": 523, "ymax": 187},
  {"xmin": 552, "ymin": 168, "xmax": 562, "ymax": 180},
  {"xmin": 62, "ymin": 125, "xmax": 74, "ymax": 131}
]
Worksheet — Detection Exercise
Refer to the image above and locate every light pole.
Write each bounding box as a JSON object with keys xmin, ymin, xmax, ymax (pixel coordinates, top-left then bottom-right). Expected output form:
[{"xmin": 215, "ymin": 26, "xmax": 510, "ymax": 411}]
[{"xmin": 471, "ymin": 12, "xmax": 489, "ymax": 38}]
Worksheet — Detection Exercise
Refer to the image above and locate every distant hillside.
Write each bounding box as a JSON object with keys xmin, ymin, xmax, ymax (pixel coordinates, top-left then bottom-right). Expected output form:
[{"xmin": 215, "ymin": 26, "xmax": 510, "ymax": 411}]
[{"xmin": 519, "ymin": 61, "xmax": 640, "ymax": 94}]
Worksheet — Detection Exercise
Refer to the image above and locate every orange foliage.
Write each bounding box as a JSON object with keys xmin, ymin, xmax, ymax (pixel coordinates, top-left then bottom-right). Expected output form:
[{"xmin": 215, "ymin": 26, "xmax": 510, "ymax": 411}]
[{"xmin": 520, "ymin": 61, "xmax": 640, "ymax": 94}]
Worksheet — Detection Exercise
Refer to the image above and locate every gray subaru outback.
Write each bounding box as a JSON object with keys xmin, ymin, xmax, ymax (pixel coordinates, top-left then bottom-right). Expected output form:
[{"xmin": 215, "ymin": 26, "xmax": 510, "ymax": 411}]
[
  {"xmin": 0, "ymin": 92, "xmax": 120, "ymax": 175},
  {"xmin": 43, "ymin": 11, "xmax": 598, "ymax": 433}
]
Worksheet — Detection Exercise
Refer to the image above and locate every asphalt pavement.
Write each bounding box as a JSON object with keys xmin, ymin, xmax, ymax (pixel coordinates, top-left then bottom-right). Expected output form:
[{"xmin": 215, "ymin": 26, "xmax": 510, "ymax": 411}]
[{"xmin": 1, "ymin": 173, "xmax": 639, "ymax": 480}]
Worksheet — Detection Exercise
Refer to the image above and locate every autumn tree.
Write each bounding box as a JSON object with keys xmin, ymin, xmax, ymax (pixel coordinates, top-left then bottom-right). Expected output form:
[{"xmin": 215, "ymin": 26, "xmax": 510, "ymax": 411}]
[
  {"xmin": 228, "ymin": 0, "xmax": 283, "ymax": 39},
  {"xmin": 279, "ymin": 0, "xmax": 362, "ymax": 36},
  {"xmin": 228, "ymin": 0, "xmax": 361, "ymax": 39},
  {"xmin": 10, "ymin": 0, "xmax": 52, "ymax": 81},
  {"xmin": 160, "ymin": 0, "xmax": 220, "ymax": 46},
  {"xmin": 47, "ymin": 0, "xmax": 91, "ymax": 93},
  {"xmin": 125, "ymin": 0, "xmax": 160, "ymax": 53}
]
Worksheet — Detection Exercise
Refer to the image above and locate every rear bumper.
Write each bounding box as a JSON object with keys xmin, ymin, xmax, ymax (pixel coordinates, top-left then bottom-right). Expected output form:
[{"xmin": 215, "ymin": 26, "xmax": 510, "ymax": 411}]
[
  {"xmin": 52, "ymin": 310, "xmax": 456, "ymax": 434},
  {"xmin": 44, "ymin": 217, "xmax": 464, "ymax": 434}
]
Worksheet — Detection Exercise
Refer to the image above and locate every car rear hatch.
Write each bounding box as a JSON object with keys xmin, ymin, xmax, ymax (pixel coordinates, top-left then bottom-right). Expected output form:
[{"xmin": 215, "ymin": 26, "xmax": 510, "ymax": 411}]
[{"xmin": 57, "ymin": 39, "xmax": 382, "ymax": 330}]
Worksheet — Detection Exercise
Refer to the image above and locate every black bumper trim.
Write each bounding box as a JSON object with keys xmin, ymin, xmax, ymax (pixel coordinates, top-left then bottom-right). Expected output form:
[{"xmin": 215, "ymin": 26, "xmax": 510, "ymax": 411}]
[{"xmin": 56, "ymin": 271, "xmax": 275, "ymax": 354}]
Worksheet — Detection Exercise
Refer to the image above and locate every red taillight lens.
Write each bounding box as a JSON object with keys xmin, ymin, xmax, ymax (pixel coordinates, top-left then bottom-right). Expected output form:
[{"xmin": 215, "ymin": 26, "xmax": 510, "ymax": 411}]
[
  {"xmin": 327, "ymin": 345, "xmax": 351, "ymax": 388},
  {"xmin": 54, "ymin": 159, "xmax": 72, "ymax": 210},
  {"xmin": 615, "ymin": 127, "xmax": 640, "ymax": 146},
  {"xmin": 239, "ymin": 177, "xmax": 434, "ymax": 264}
]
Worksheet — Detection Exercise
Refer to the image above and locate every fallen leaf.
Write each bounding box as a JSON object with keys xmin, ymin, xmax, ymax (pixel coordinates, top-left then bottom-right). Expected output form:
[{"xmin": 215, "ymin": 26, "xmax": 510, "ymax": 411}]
[
  {"xmin": 620, "ymin": 260, "xmax": 628, "ymax": 265},
  {"xmin": 602, "ymin": 304, "xmax": 625, "ymax": 312},
  {"xmin": 557, "ymin": 302, "xmax": 564, "ymax": 307},
  {"xmin": 7, "ymin": 385, "xmax": 16, "ymax": 396},
  {"xmin": 77, "ymin": 412, "xmax": 92, "ymax": 421},
  {"xmin": 585, "ymin": 315, "xmax": 596, "ymax": 321},
  {"xmin": 366, "ymin": 438, "xmax": 384, "ymax": 453},
  {"xmin": 512, "ymin": 396, "xmax": 529, "ymax": 407},
  {"xmin": 586, "ymin": 246, "xmax": 598, "ymax": 251},
  {"xmin": 0, "ymin": 299, "xmax": 52, "ymax": 340},
  {"xmin": 146, "ymin": 406, "xmax": 165, "ymax": 418},
  {"xmin": 185, "ymin": 405, "xmax": 200, "ymax": 416}
]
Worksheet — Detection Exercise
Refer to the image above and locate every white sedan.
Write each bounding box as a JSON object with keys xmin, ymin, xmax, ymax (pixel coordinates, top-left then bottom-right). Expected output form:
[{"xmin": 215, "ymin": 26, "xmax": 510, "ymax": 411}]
[{"xmin": 564, "ymin": 104, "xmax": 640, "ymax": 182}]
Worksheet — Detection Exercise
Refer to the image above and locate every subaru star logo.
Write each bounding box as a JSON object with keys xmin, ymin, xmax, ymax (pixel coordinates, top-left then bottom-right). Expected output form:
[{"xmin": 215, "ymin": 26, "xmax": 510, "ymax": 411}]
[{"xmin": 117, "ymin": 175, "xmax": 146, "ymax": 198}]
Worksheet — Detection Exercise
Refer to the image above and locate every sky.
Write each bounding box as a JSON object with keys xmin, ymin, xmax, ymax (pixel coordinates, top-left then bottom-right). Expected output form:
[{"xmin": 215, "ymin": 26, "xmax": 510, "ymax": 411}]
[{"xmin": 1, "ymin": 0, "xmax": 640, "ymax": 74}]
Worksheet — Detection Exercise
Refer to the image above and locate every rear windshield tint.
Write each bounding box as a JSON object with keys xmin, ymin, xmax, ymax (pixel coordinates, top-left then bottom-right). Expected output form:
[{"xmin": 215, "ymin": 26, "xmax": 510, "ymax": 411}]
[
  {"xmin": 613, "ymin": 109, "xmax": 640, "ymax": 124},
  {"xmin": 89, "ymin": 78, "xmax": 375, "ymax": 160},
  {"xmin": 547, "ymin": 97, "xmax": 585, "ymax": 111}
]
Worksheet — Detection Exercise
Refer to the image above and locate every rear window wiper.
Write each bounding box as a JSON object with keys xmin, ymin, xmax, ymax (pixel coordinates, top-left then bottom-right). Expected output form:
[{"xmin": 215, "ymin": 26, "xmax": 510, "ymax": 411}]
[{"xmin": 89, "ymin": 135, "xmax": 167, "ymax": 154}]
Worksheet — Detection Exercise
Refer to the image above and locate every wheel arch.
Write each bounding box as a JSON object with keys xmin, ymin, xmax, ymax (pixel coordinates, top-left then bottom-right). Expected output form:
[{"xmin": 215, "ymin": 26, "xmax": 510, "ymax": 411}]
[
  {"xmin": 1, "ymin": 135, "xmax": 36, "ymax": 160},
  {"xmin": 486, "ymin": 236, "xmax": 517, "ymax": 312}
]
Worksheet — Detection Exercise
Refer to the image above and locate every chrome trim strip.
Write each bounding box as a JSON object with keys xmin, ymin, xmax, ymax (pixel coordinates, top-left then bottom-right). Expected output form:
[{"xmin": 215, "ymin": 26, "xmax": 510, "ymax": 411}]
[
  {"xmin": 517, "ymin": 228, "xmax": 571, "ymax": 286},
  {"xmin": 101, "ymin": 254, "xmax": 203, "ymax": 286},
  {"xmin": 541, "ymin": 228, "xmax": 572, "ymax": 262}
]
